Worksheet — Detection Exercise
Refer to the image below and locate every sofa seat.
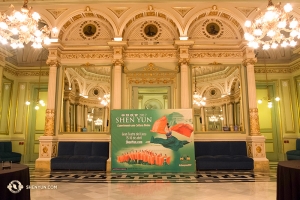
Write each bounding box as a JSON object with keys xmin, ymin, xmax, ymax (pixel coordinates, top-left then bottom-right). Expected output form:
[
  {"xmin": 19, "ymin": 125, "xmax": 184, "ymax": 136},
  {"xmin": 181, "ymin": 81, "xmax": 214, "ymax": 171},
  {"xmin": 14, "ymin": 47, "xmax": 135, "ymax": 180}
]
[
  {"xmin": 286, "ymin": 139, "xmax": 300, "ymax": 160},
  {"xmin": 195, "ymin": 141, "xmax": 254, "ymax": 170},
  {"xmin": 51, "ymin": 142, "xmax": 109, "ymax": 171},
  {"xmin": 0, "ymin": 142, "xmax": 21, "ymax": 163}
]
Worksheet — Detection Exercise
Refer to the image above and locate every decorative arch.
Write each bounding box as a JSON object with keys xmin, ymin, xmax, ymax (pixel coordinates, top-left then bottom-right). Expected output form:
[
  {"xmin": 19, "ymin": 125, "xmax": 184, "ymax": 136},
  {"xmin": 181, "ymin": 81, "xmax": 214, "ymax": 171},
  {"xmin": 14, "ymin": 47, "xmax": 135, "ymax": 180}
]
[
  {"xmin": 120, "ymin": 8, "xmax": 182, "ymax": 38},
  {"xmin": 199, "ymin": 82, "xmax": 225, "ymax": 97},
  {"xmin": 184, "ymin": 6, "xmax": 245, "ymax": 38},
  {"xmin": 56, "ymin": 9, "xmax": 117, "ymax": 41}
]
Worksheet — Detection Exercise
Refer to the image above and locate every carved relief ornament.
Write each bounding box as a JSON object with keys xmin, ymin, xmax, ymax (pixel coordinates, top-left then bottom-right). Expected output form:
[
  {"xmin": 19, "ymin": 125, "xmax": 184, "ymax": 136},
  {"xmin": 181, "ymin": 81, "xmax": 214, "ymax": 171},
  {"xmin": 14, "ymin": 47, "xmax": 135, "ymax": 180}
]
[
  {"xmin": 112, "ymin": 59, "xmax": 124, "ymax": 66},
  {"xmin": 242, "ymin": 58, "xmax": 257, "ymax": 66},
  {"xmin": 178, "ymin": 58, "xmax": 190, "ymax": 65},
  {"xmin": 190, "ymin": 52, "xmax": 243, "ymax": 58},
  {"xmin": 44, "ymin": 109, "xmax": 55, "ymax": 136},
  {"xmin": 46, "ymin": 59, "xmax": 59, "ymax": 67},
  {"xmin": 249, "ymin": 108, "xmax": 260, "ymax": 136}
]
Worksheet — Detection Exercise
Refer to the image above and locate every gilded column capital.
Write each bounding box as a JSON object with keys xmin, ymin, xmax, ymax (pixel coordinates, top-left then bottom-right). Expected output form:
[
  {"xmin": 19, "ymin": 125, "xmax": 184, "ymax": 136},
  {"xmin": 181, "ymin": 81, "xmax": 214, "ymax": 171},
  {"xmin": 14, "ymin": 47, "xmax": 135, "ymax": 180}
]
[
  {"xmin": 249, "ymin": 108, "xmax": 261, "ymax": 136},
  {"xmin": 242, "ymin": 58, "xmax": 257, "ymax": 67},
  {"xmin": 112, "ymin": 59, "xmax": 124, "ymax": 66},
  {"xmin": 46, "ymin": 59, "xmax": 59, "ymax": 67},
  {"xmin": 178, "ymin": 58, "xmax": 190, "ymax": 65}
]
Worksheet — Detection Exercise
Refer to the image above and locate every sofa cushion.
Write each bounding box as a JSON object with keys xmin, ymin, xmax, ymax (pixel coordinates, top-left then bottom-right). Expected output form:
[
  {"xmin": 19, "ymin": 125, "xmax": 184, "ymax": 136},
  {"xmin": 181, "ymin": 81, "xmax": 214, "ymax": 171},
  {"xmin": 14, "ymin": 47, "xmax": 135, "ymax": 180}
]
[
  {"xmin": 91, "ymin": 142, "xmax": 109, "ymax": 157},
  {"xmin": 194, "ymin": 142, "xmax": 213, "ymax": 156},
  {"xmin": 51, "ymin": 156, "xmax": 71, "ymax": 163},
  {"xmin": 0, "ymin": 142, "xmax": 4, "ymax": 152},
  {"xmin": 58, "ymin": 142, "xmax": 75, "ymax": 156},
  {"xmin": 286, "ymin": 150, "xmax": 300, "ymax": 156},
  {"xmin": 4, "ymin": 142, "xmax": 12, "ymax": 152},
  {"xmin": 230, "ymin": 142, "xmax": 247, "ymax": 156},
  {"xmin": 74, "ymin": 142, "xmax": 92, "ymax": 156},
  {"xmin": 87, "ymin": 156, "xmax": 108, "ymax": 162},
  {"xmin": 211, "ymin": 142, "xmax": 230, "ymax": 155},
  {"xmin": 296, "ymin": 139, "xmax": 300, "ymax": 150},
  {"xmin": 0, "ymin": 152, "xmax": 21, "ymax": 158}
]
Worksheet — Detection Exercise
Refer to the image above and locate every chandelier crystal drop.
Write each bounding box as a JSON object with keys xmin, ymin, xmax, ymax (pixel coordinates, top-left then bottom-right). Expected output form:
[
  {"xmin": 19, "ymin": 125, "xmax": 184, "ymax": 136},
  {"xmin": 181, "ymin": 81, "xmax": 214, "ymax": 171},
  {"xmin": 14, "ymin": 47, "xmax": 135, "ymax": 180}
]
[
  {"xmin": 99, "ymin": 93, "xmax": 110, "ymax": 106},
  {"xmin": 0, "ymin": 0, "xmax": 51, "ymax": 49},
  {"xmin": 244, "ymin": 0, "xmax": 300, "ymax": 49}
]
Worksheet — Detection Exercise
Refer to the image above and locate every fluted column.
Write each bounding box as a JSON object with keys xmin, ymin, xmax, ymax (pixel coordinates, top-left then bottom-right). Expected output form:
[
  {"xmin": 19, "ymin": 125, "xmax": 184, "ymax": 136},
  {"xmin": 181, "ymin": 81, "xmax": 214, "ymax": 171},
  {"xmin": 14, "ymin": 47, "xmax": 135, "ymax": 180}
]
[
  {"xmin": 76, "ymin": 104, "xmax": 82, "ymax": 132},
  {"xmin": 228, "ymin": 103, "xmax": 234, "ymax": 131},
  {"xmin": 112, "ymin": 60, "xmax": 122, "ymax": 109},
  {"xmin": 222, "ymin": 104, "xmax": 227, "ymax": 127},
  {"xmin": 163, "ymin": 95, "xmax": 168, "ymax": 109},
  {"xmin": 243, "ymin": 58, "xmax": 260, "ymax": 136},
  {"xmin": 200, "ymin": 107, "xmax": 206, "ymax": 131},
  {"xmin": 103, "ymin": 106, "xmax": 108, "ymax": 132},
  {"xmin": 243, "ymin": 48, "xmax": 269, "ymax": 172},
  {"xmin": 64, "ymin": 99, "xmax": 70, "ymax": 132},
  {"xmin": 44, "ymin": 60, "xmax": 58, "ymax": 136},
  {"xmin": 175, "ymin": 40, "xmax": 194, "ymax": 109},
  {"xmin": 138, "ymin": 95, "xmax": 143, "ymax": 109}
]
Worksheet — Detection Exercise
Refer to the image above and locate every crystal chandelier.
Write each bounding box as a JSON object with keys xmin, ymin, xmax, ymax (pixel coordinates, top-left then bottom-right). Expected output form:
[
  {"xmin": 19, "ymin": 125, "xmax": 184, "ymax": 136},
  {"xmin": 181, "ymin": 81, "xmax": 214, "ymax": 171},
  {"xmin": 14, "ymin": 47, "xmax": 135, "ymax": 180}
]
[
  {"xmin": 99, "ymin": 93, "xmax": 110, "ymax": 106},
  {"xmin": 94, "ymin": 118, "xmax": 103, "ymax": 126},
  {"xmin": 209, "ymin": 115, "xmax": 219, "ymax": 122},
  {"xmin": 0, "ymin": 0, "xmax": 52, "ymax": 49},
  {"xmin": 244, "ymin": 0, "xmax": 300, "ymax": 49},
  {"xmin": 193, "ymin": 67, "xmax": 206, "ymax": 106}
]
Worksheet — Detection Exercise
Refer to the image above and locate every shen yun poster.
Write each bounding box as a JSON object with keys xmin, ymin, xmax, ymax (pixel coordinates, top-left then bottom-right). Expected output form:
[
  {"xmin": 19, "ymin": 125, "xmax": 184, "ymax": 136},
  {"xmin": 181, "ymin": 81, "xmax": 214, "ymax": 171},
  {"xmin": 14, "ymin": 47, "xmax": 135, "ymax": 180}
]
[{"xmin": 111, "ymin": 109, "xmax": 195, "ymax": 173}]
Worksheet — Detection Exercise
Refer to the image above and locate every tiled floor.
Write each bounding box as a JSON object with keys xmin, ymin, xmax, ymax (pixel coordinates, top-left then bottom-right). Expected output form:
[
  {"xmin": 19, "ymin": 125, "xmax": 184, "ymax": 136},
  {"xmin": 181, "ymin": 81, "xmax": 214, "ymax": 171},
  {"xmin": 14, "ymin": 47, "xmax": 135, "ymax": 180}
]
[{"xmin": 28, "ymin": 164, "xmax": 277, "ymax": 200}]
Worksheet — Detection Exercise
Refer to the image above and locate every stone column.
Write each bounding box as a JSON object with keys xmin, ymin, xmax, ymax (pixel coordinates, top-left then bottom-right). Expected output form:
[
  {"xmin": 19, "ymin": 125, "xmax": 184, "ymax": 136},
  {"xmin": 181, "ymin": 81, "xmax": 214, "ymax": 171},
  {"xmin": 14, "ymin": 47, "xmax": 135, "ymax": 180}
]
[
  {"xmin": 200, "ymin": 107, "xmax": 206, "ymax": 131},
  {"xmin": 243, "ymin": 47, "xmax": 269, "ymax": 172},
  {"xmin": 0, "ymin": 48, "xmax": 12, "ymax": 101},
  {"xmin": 138, "ymin": 95, "xmax": 143, "ymax": 109},
  {"xmin": 175, "ymin": 40, "xmax": 194, "ymax": 109},
  {"xmin": 76, "ymin": 104, "xmax": 82, "ymax": 132},
  {"xmin": 35, "ymin": 49, "xmax": 60, "ymax": 171},
  {"xmin": 228, "ymin": 103, "xmax": 234, "ymax": 131},
  {"xmin": 64, "ymin": 99, "xmax": 70, "ymax": 132},
  {"xmin": 163, "ymin": 95, "xmax": 168, "ymax": 109},
  {"xmin": 83, "ymin": 105, "xmax": 88, "ymax": 129},
  {"xmin": 112, "ymin": 60, "xmax": 122, "ymax": 109},
  {"xmin": 222, "ymin": 104, "xmax": 227, "ymax": 127}
]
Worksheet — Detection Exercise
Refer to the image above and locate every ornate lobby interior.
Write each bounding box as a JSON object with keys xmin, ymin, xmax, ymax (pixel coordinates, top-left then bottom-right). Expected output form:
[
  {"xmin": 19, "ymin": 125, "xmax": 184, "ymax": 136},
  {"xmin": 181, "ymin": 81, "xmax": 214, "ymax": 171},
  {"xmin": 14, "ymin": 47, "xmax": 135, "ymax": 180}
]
[{"xmin": 0, "ymin": 0, "xmax": 300, "ymax": 199}]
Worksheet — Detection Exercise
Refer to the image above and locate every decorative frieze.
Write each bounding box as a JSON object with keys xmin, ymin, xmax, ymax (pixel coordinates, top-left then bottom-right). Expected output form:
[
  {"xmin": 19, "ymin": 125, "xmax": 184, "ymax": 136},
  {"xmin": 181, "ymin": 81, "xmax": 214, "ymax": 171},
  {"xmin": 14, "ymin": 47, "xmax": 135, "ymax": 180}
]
[
  {"xmin": 124, "ymin": 52, "xmax": 177, "ymax": 59},
  {"xmin": 242, "ymin": 58, "xmax": 257, "ymax": 66},
  {"xmin": 61, "ymin": 53, "xmax": 113, "ymax": 59},
  {"xmin": 190, "ymin": 52, "xmax": 243, "ymax": 58}
]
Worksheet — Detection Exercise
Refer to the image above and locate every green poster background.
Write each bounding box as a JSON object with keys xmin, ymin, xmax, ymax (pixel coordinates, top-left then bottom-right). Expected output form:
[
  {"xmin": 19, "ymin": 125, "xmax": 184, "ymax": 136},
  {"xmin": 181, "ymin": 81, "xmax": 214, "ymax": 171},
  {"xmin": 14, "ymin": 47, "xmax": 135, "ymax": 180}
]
[{"xmin": 111, "ymin": 109, "xmax": 195, "ymax": 173}]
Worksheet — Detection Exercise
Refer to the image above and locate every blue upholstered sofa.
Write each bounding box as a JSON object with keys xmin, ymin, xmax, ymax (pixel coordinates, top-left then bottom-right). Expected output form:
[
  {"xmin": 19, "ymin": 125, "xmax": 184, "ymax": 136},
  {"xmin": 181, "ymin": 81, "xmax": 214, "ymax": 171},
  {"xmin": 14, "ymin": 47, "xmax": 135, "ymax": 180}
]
[
  {"xmin": 0, "ymin": 141, "xmax": 22, "ymax": 163},
  {"xmin": 194, "ymin": 141, "xmax": 254, "ymax": 170},
  {"xmin": 286, "ymin": 139, "xmax": 300, "ymax": 160},
  {"xmin": 51, "ymin": 142, "xmax": 109, "ymax": 171}
]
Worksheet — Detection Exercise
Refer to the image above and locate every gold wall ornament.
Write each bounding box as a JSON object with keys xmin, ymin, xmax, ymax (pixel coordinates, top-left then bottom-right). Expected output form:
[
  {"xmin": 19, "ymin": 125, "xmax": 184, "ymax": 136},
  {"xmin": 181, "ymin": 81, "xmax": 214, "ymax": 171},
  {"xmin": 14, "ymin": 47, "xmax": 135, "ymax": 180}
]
[
  {"xmin": 4, "ymin": 66, "xmax": 49, "ymax": 77},
  {"xmin": 61, "ymin": 53, "xmax": 113, "ymax": 59},
  {"xmin": 249, "ymin": 108, "xmax": 261, "ymax": 136},
  {"xmin": 80, "ymin": 62, "xmax": 95, "ymax": 67},
  {"xmin": 43, "ymin": 146, "xmax": 48, "ymax": 153},
  {"xmin": 208, "ymin": 61, "xmax": 222, "ymax": 65},
  {"xmin": 108, "ymin": 7, "xmax": 130, "ymax": 18},
  {"xmin": 143, "ymin": 63, "xmax": 159, "ymax": 71},
  {"xmin": 242, "ymin": 58, "xmax": 257, "ymax": 66},
  {"xmin": 128, "ymin": 77, "xmax": 175, "ymax": 85},
  {"xmin": 172, "ymin": 7, "xmax": 193, "ymax": 17},
  {"xmin": 254, "ymin": 67, "xmax": 291, "ymax": 73},
  {"xmin": 190, "ymin": 52, "xmax": 243, "ymax": 58},
  {"xmin": 44, "ymin": 109, "xmax": 55, "ymax": 136},
  {"xmin": 40, "ymin": 143, "xmax": 50, "ymax": 158},
  {"xmin": 52, "ymin": 143, "xmax": 58, "ymax": 157},
  {"xmin": 124, "ymin": 52, "xmax": 177, "ymax": 59}
]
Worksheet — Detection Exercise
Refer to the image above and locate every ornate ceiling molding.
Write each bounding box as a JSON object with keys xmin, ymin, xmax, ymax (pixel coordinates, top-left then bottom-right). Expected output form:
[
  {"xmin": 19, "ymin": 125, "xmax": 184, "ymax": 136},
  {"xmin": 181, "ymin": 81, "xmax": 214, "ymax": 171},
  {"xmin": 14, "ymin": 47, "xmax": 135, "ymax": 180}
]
[
  {"xmin": 46, "ymin": 8, "xmax": 68, "ymax": 19},
  {"xmin": 108, "ymin": 7, "xmax": 130, "ymax": 18},
  {"xmin": 4, "ymin": 66, "xmax": 49, "ymax": 77},
  {"xmin": 235, "ymin": 7, "xmax": 257, "ymax": 17},
  {"xmin": 172, "ymin": 7, "xmax": 193, "ymax": 17},
  {"xmin": 254, "ymin": 67, "xmax": 291, "ymax": 73}
]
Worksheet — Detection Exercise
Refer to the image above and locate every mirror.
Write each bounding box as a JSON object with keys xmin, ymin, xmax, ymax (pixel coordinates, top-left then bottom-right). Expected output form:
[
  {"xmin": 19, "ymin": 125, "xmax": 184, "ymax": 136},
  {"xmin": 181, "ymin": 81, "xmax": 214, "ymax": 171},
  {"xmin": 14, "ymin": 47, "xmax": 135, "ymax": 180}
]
[
  {"xmin": 193, "ymin": 65, "xmax": 243, "ymax": 132},
  {"xmin": 61, "ymin": 66, "xmax": 111, "ymax": 133},
  {"xmin": 0, "ymin": 77, "xmax": 13, "ymax": 135}
]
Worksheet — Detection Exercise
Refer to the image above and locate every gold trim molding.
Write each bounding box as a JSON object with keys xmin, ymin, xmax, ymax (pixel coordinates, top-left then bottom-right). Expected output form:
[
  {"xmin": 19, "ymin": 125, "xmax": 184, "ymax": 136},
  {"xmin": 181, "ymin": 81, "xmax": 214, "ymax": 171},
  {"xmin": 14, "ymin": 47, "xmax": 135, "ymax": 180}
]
[
  {"xmin": 61, "ymin": 53, "xmax": 113, "ymax": 59},
  {"xmin": 249, "ymin": 108, "xmax": 260, "ymax": 136},
  {"xmin": 44, "ymin": 109, "xmax": 55, "ymax": 136},
  {"xmin": 190, "ymin": 52, "xmax": 243, "ymax": 58}
]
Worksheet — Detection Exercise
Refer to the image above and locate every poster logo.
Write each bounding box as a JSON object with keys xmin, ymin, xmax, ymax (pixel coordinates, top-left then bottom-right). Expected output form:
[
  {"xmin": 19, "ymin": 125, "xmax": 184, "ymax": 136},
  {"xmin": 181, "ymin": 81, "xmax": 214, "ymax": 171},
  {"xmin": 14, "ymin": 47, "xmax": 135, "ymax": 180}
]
[{"xmin": 7, "ymin": 180, "xmax": 23, "ymax": 193}]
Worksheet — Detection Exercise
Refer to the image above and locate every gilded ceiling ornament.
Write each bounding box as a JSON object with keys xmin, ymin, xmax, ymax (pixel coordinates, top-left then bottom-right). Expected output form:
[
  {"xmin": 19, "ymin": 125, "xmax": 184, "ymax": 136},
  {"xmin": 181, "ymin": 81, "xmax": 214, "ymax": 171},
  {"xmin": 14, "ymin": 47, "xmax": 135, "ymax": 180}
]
[
  {"xmin": 108, "ymin": 7, "xmax": 130, "ymax": 18},
  {"xmin": 46, "ymin": 8, "xmax": 68, "ymax": 19},
  {"xmin": 46, "ymin": 59, "xmax": 58, "ymax": 66},
  {"xmin": 235, "ymin": 7, "xmax": 256, "ymax": 17},
  {"xmin": 208, "ymin": 61, "xmax": 222, "ymax": 65},
  {"xmin": 112, "ymin": 59, "xmax": 124, "ymax": 66},
  {"xmin": 172, "ymin": 7, "xmax": 193, "ymax": 17},
  {"xmin": 178, "ymin": 58, "xmax": 190, "ymax": 65}
]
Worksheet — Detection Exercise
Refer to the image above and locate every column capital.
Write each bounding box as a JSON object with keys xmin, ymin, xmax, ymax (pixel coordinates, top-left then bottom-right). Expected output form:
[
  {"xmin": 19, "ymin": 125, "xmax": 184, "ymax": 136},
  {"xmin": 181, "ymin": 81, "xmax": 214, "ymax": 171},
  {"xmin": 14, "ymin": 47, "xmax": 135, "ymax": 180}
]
[
  {"xmin": 112, "ymin": 59, "xmax": 124, "ymax": 66},
  {"xmin": 242, "ymin": 58, "xmax": 257, "ymax": 67},
  {"xmin": 179, "ymin": 58, "xmax": 190, "ymax": 65},
  {"xmin": 46, "ymin": 59, "xmax": 59, "ymax": 67}
]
